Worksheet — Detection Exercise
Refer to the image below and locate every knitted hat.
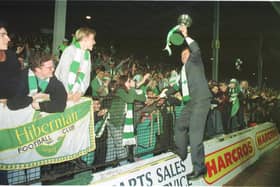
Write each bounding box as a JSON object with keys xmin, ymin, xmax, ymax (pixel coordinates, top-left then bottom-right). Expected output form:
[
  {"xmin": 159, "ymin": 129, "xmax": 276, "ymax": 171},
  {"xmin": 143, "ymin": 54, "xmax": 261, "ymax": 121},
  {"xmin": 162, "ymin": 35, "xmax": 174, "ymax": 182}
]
[
  {"xmin": 230, "ymin": 78, "xmax": 238, "ymax": 84},
  {"xmin": 169, "ymin": 70, "xmax": 179, "ymax": 85}
]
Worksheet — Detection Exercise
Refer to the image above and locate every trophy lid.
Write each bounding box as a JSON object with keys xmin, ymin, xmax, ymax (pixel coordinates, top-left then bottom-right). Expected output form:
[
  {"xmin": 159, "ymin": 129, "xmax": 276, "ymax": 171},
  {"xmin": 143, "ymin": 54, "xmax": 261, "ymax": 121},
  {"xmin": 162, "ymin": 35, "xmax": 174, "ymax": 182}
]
[{"xmin": 177, "ymin": 14, "xmax": 192, "ymax": 27}]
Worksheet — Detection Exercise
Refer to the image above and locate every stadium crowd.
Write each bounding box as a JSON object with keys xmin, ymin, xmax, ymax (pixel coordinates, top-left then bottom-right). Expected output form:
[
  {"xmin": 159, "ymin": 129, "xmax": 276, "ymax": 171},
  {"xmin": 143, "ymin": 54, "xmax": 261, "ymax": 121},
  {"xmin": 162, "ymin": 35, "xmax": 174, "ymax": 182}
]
[{"xmin": 1, "ymin": 24, "xmax": 280, "ymax": 184}]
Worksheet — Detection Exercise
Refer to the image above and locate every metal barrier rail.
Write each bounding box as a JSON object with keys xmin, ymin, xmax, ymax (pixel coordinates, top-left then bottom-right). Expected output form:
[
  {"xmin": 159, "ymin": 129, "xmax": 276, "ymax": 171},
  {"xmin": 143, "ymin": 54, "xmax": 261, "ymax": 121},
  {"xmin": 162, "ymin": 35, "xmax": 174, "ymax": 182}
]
[
  {"xmin": 5, "ymin": 93, "xmax": 274, "ymax": 185},
  {"xmin": 4, "ymin": 97, "xmax": 182, "ymax": 185}
]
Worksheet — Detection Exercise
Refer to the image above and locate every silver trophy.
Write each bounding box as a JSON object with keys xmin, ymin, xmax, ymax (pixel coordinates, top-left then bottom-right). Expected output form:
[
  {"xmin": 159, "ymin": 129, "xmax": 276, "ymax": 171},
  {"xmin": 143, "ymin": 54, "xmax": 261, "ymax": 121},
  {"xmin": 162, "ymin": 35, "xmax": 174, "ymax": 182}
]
[
  {"xmin": 177, "ymin": 14, "xmax": 192, "ymax": 28},
  {"xmin": 163, "ymin": 14, "xmax": 192, "ymax": 56}
]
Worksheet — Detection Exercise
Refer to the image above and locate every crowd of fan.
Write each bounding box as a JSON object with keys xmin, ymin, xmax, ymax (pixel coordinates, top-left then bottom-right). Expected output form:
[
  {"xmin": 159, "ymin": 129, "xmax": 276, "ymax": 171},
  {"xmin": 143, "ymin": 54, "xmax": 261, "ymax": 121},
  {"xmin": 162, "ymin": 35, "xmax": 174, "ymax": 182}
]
[
  {"xmin": 1, "ymin": 30, "xmax": 280, "ymax": 184},
  {"xmin": 6, "ymin": 32, "xmax": 280, "ymax": 139},
  {"xmin": 206, "ymin": 79, "xmax": 280, "ymax": 138},
  {"xmin": 7, "ymin": 33, "xmax": 52, "ymax": 69},
  {"xmin": 84, "ymin": 43, "xmax": 280, "ymax": 140},
  {"xmin": 88, "ymin": 47, "xmax": 279, "ymax": 124}
]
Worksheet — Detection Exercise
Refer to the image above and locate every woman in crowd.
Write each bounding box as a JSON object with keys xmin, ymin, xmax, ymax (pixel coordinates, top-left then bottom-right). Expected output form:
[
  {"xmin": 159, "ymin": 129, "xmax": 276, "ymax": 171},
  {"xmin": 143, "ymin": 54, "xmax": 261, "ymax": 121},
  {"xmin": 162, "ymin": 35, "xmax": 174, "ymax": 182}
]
[{"xmin": 106, "ymin": 74, "xmax": 146, "ymax": 164}]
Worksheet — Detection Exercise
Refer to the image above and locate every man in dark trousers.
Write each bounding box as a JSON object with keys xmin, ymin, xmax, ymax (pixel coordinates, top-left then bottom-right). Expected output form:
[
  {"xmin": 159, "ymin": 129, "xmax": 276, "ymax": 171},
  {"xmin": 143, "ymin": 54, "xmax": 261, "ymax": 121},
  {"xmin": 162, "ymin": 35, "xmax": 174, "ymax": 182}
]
[{"xmin": 160, "ymin": 24, "xmax": 211, "ymax": 180}]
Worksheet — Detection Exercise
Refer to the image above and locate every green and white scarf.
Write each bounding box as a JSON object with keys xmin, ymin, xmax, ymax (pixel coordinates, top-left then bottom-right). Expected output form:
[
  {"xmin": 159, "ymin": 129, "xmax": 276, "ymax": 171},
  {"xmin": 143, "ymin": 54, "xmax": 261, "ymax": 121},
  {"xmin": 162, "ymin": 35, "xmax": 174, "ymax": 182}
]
[
  {"xmin": 68, "ymin": 41, "xmax": 90, "ymax": 93},
  {"xmin": 28, "ymin": 69, "xmax": 49, "ymax": 96},
  {"xmin": 180, "ymin": 64, "xmax": 190, "ymax": 103},
  {"xmin": 122, "ymin": 103, "xmax": 136, "ymax": 146},
  {"xmin": 171, "ymin": 65, "xmax": 190, "ymax": 103},
  {"xmin": 163, "ymin": 25, "xmax": 180, "ymax": 56},
  {"xmin": 95, "ymin": 112, "xmax": 110, "ymax": 138},
  {"xmin": 229, "ymin": 87, "xmax": 240, "ymax": 117}
]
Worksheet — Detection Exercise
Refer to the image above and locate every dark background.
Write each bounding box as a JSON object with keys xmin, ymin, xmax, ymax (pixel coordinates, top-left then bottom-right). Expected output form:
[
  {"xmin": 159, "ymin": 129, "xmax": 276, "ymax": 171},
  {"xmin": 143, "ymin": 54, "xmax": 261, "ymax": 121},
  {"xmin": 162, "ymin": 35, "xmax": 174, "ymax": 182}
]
[{"xmin": 1, "ymin": 1, "xmax": 280, "ymax": 88}]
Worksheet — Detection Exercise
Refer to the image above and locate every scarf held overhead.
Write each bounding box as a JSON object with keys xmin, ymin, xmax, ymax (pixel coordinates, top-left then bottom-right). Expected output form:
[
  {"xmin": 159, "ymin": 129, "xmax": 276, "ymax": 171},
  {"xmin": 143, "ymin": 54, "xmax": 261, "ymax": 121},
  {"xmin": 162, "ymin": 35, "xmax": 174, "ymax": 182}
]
[{"xmin": 68, "ymin": 41, "xmax": 90, "ymax": 93}]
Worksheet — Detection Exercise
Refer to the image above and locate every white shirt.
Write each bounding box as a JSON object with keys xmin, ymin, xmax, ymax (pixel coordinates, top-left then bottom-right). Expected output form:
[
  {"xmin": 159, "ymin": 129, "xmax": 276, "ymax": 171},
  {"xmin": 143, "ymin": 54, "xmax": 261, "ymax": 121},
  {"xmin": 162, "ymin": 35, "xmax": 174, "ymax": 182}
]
[{"xmin": 55, "ymin": 45, "xmax": 91, "ymax": 95}]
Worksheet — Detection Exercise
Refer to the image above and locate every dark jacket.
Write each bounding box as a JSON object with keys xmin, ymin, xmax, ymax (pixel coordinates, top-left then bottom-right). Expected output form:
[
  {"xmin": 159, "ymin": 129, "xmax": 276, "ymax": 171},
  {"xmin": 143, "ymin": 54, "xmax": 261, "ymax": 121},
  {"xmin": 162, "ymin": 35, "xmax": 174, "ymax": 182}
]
[
  {"xmin": 166, "ymin": 40, "xmax": 211, "ymax": 101},
  {"xmin": 0, "ymin": 49, "xmax": 21, "ymax": 99},
  {"xmin": 7, "ymin": 69, "xmax": 67, "ymax": 113}
]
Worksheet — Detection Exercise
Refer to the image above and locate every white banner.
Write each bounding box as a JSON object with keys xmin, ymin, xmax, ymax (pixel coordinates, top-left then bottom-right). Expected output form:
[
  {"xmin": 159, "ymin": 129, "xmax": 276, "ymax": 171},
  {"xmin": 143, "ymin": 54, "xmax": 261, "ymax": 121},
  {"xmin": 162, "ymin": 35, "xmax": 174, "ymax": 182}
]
[
  {"xmin": 91, "ymin": 152, "xmax": 193, "ymax": 186},
  {"xmin": 0, "ymin": 97, "xmax": 95, "ymax": 170}
]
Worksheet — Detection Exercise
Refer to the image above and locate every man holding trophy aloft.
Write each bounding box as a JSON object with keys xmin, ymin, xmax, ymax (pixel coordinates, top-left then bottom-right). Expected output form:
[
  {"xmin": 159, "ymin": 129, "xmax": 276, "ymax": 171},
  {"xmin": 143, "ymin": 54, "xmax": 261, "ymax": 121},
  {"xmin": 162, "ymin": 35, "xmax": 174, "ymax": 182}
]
[{"xmin": 161, "ymin": 14, "xmax": 211, "ymax": 180}]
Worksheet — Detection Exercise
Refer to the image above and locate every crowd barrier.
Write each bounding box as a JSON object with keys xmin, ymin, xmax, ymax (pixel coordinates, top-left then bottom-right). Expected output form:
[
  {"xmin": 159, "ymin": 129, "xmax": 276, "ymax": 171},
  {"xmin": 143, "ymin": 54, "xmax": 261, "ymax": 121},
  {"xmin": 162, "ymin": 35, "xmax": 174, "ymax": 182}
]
[
  {"xmin": 1, "ymin": 96, "xmax": 279, "ymax": 185},
  {"xmin": 90, "ymin": 122, "xmax": 280, "ymax": 186},
  {"xmin": 0, "ymin": 97, "xmax": 95, "ymax": 184},
  {"xmin": 1, "ymin": 97, "xmax": 176, "ymax": 185}
]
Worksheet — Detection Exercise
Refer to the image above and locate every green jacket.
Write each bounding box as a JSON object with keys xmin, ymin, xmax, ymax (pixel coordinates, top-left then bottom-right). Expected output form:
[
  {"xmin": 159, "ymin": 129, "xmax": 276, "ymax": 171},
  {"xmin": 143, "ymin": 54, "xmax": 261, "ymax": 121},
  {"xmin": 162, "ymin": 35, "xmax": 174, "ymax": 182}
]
[
  {"xmin": 91, "ymin": 77, "xmax": 106, "ymax": 97},
  {"xmin": 109, "ymin": 88, "xmax": 146, "ymax": 126}
]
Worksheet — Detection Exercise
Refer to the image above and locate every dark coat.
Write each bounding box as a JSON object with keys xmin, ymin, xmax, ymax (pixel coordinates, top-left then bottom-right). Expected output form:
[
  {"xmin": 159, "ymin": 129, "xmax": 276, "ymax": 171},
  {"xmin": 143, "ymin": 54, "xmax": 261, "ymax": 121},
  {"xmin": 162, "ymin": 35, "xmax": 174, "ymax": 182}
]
[
  {"xmin": 166, "ymin": 40, "xmax": 211, "ymax": 101},
  {"xmin": 7, "ymin": 69, "xmax": 67, "ymax": 113},
  {"xmin": 0, "ymin": 49, "xmax": 21, "ymax": 99}
]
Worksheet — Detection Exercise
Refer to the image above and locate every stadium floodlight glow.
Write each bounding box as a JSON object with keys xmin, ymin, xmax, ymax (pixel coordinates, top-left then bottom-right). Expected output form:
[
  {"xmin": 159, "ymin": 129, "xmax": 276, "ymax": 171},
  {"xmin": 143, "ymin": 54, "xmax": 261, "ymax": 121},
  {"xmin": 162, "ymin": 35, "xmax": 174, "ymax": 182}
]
[{"xmin": 85, "ymin": 16, "xmax": 92, "ymax": 20}]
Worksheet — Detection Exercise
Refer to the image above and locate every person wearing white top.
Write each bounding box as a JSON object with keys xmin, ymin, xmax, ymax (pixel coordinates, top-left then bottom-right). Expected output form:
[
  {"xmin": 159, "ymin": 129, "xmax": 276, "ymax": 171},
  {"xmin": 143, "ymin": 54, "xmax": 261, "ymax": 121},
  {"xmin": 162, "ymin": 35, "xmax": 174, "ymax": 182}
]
[{"xmin": 55, "ymin": 27, "xmax": 96, "ymax": 102}]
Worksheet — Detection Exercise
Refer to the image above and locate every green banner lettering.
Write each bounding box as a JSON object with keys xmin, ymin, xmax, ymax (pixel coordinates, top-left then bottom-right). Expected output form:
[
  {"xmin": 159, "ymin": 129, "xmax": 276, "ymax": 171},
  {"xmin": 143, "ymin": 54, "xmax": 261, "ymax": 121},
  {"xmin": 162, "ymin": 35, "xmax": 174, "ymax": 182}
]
[{"xmin": 0, "ymin": 100, "xmax": 91, "ymax": 152}]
